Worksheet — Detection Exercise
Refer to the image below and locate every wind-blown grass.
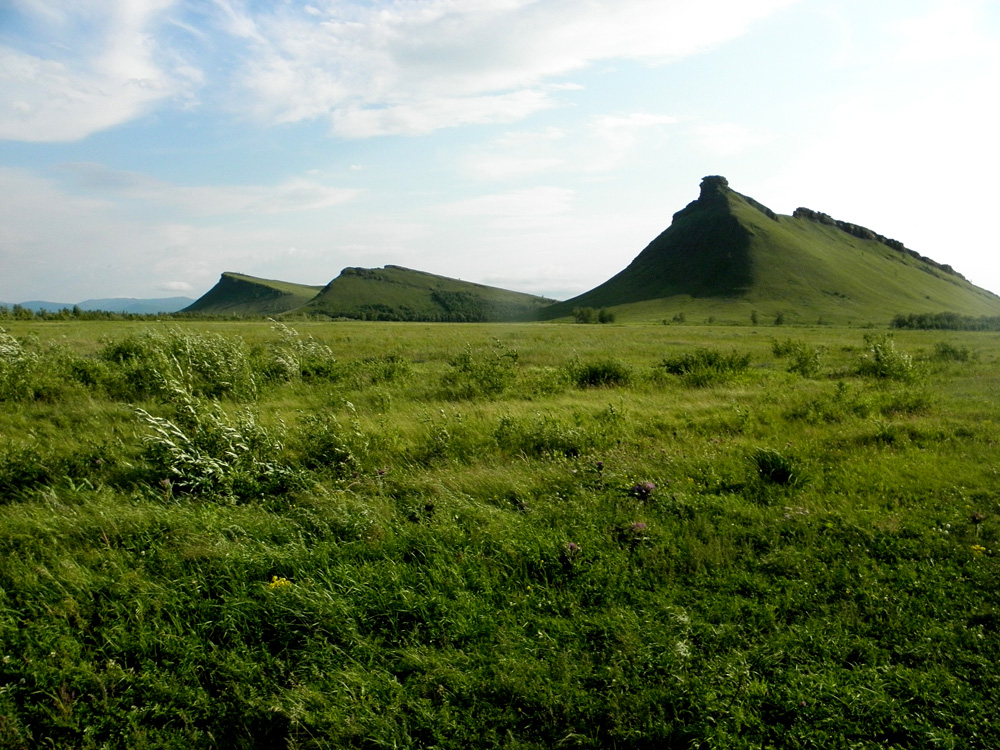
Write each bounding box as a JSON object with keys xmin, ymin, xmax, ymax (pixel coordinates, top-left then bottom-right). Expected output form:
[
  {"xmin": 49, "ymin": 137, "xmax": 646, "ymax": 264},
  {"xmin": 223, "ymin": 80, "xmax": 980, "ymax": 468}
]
[{"xmin": 0, "ymin": 321, "xmax": 998, "ymax": 748}]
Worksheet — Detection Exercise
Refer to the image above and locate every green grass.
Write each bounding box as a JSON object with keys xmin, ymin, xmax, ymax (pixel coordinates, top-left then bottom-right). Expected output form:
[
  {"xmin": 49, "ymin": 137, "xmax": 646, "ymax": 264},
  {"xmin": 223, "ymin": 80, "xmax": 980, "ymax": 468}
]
[{"xmin": 1, "ymin": 321, "xmax": 1000, "ymax": 748}]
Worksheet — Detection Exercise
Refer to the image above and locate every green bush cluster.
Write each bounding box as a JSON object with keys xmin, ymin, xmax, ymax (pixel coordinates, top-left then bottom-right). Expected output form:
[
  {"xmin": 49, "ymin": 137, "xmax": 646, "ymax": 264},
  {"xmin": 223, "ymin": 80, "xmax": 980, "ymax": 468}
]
[
  {"xmin": 565, "ymin": 357, "xmax": 633, "ymax": 388},
  {"xmin": 571, "ymin": 306, "xmax": 616, "ymax": 324},
  {"xmin": 856, "ymin": 334, "xmax": 916, "ymax": 381},
  {"xmin": 659, "ymin": 347, "xmax": 751, "ymax": 386},
  {"xmin": 771, "ymin": 337, "xmax": 824, "ymax": 377},
  {"xmin": 441, "ymin": 342, "xmax": 520, "ymax": 399}
]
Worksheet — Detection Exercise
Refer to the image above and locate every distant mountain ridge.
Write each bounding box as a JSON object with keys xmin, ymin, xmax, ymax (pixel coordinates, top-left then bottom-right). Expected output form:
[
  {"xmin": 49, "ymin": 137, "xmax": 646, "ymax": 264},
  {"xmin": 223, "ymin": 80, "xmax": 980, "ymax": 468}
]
[{"xmin": 2, "ymin": 297, "xmax": 194, "ymax": 314}]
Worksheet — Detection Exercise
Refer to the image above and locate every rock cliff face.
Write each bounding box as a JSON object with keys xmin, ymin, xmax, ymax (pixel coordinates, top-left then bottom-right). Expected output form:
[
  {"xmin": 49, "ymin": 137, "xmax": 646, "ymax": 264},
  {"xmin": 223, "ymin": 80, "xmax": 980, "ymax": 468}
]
[
  {"xmin": 792, "ymin": 207, "xmax": 962, "ymax": 279},
  {"xmin": 695, "ymin": 175, "xmax": 778, "ymax": 221}
]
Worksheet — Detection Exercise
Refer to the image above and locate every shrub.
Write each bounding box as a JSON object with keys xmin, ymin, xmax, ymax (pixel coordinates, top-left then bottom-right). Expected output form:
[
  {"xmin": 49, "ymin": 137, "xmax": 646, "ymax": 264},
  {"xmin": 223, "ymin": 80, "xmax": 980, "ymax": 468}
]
[
  {"xmin": 659, "ymin": 348, "xmax": 751, "ymax": 387},
  {"xmin": 98, "ymin": 328, "xmax": 261, "ymax": 400},
  {"xmin": 771, "ymin": 338, "xmax": 823, "ymax": 378},
  {"xmin": 566, "ymin": 357, "xmax": 633, "ymax": 388},
  {"xmin": 351, "ymin": 353, "xmax": 411, "ymax": 388},
  {"xmin": 137, "ymin": 381, "xmax": 296, "ymax": 500},
  {"xmin": 0, "ymin": 330, "xmax": 77, "ymax": 401},
  {"xmin": 268, "ymin": 322, "xmax": 341, "ymax": 382},
  {"xmin": 0, "ymin": 443, "xmax": 53, "ymax": 498},
  {"xmin": 931, "ymin": 341, "xmax": 975, "ymax": 363},
  {"xmin": 856, "ymin": 334, "xmax": 915, "ymax": 381},
  {"xmin": 493, "ymin": 413, "xmax": 590, "ymax": 458},
  {"xmin": 0, "ymin": 329, "xmax": 38, "ymax": 401},
  {"xmin": 749, "ymin": 448, "xmax": 807, "ymax": 487},
  {"xmin": 294, "ymin": 412, "xmax": 362, "ymax": 477},
  {"xmin": 441, "ymin": 341, "xmax": 519, "ymax": 399}
]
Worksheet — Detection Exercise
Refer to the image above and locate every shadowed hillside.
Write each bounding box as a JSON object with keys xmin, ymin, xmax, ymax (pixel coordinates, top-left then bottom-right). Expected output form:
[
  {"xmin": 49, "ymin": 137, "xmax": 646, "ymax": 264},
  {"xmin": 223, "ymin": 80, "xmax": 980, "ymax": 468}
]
[
  {"xmin": 299, "ymin": 265, "xmax": 555, "ymax": 321},
  {"xmin": 541, "ymin": 176, "xmax": 1000, "ymax": 324},
  {"xmin": 183, "ymin": 273, "xmax": 324, "ymax": 316}
]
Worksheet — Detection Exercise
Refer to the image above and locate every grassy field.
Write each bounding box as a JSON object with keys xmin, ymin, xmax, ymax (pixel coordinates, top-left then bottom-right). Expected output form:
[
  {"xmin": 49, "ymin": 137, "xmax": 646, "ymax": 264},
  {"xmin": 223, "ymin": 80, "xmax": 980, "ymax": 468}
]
[{"xmin": 1, "ymin": 319, "xmax": 999, "ymax": 749}]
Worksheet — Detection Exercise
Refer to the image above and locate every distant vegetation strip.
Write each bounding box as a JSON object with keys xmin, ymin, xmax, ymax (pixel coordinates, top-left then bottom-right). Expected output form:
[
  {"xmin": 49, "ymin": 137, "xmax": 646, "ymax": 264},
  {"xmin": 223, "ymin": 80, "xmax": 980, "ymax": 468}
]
[{"xmin": 891, "ymin": 312, "xmax": 1000, "ymax": 331}]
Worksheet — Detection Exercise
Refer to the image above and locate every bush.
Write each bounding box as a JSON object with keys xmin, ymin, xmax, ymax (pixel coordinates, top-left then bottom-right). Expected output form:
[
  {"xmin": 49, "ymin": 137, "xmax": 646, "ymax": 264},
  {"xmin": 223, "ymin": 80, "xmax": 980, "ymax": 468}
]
[
  {"xmin": 293, "ymin": 412, "xmax": 362, "ymax": 477},
  {"xmin": 350, "ymin": 353, "xmax": 412, "ymax": 388},
  {"xmin": 771, "ymin": 338, "xmax": 823, "ymax": 377},
  {"xmin": 931, "ymin": 341, "xmax": 975, "ymax": 363},
  {"xmin": 856, "ymin": 334, "xmax": 915, "ymax": 381},
  {"xmin": 441, "ymin": 342, "xmax": 519, "ymax": 399},
  {"xmin": 0, "ymin": 443, "xmax": 54, "ymax": 498},
  {"xmin": 98, "ymin": 328, "xmax": 261, "ymax": 400},
  {"xmin": 493, "ymin": 412, "xmax": 591, "ymax": 458},
  {"xmin": 566, "ymin": 358, "xmax": 633, "ymax": 388},
  {"xmin": 267, "ymin": 321, "xmax": 341, "ymax": 383},
  {"xmin": 137, "ymin": 381, "xmax": 297, "ymax": 501},
  {"xmin": 749, "ymin": 447, "xmax": 807, "ymax": 487},
  {"xmin": 0, "ymin": 329, "xmax": 39, "ymax": 401},
  {"xmin": 0, "ymin": 330, "xmax": 78, "ymax": 401},
  {"xmin": 660, "ymin": 348, "xmax": 751, "ymax": 387}
]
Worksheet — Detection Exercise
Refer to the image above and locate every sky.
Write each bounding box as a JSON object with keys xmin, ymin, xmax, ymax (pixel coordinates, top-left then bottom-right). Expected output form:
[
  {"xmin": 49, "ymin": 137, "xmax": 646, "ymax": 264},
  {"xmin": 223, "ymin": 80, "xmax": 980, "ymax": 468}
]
[{"xmin": 1, "ymin": 0, "xmax": 999, "ymax": 304}]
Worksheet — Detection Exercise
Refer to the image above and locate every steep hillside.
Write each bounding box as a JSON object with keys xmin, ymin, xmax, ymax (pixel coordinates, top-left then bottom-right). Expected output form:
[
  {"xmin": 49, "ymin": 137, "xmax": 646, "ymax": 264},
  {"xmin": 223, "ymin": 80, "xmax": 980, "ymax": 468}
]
[
  {"xmin": 542, "ymin": 176, "xmax": 1000, "ymax": 324},
  {"xmin": 300, "ymin": 265, "xmax": 555, "ymax": 321},
  {"xmin": 183, "ymin": 273, "xmax": 323, "ymax": 316}
]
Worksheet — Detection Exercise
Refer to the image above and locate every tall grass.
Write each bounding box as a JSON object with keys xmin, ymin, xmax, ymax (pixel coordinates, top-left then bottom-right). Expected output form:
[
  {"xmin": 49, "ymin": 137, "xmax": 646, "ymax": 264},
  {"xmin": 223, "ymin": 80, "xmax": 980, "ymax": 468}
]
[{"xmin": 1, "ymin": 322, "xmax": 998, "ymax": 748}]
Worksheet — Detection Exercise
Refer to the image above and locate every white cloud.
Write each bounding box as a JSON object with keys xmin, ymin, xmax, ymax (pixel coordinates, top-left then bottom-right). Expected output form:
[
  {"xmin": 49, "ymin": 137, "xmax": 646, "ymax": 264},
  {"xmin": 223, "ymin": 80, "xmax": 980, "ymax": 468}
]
[
  {"xmin": 0, "ymin": 0, "xmax": 200, "ymax": 142},
  {"xmin": 894, "ymin": 0, "xmax": 996, "ymax": 64},
  {"xmin": 55, "ymin": 162, "xmax": 362, "ymax": 216},
  {"xmin": 691, "ymin": 121, "xmax": 769, "ymax": 157},
  {"xmin": 442, "ymin": 187, "xmax": 575, "ymax": 218},
  {"xmin": 219, "ymin": 0, "xmax": 797, "ymax": 137},
  {"xmin": 0, "ymin": 0, "xmax": 797, "ymax": 141},
  {"xmin": 329, "ymin": 89, "xmax": 556, "ymax": 138},
  {"xmin": 588, "ymin": 113, "xmax": 678, "ymax": 170},
  {"xmin": 0, "ymin": 165, "xmax": 365, "ymax": 300},
  {"xmin": 160, "ymin": 280, "xmax": 195, "ymax": 293},
  {"xmin": 461, "ymin": 127, "xmax": 567, "ymax": 179}
]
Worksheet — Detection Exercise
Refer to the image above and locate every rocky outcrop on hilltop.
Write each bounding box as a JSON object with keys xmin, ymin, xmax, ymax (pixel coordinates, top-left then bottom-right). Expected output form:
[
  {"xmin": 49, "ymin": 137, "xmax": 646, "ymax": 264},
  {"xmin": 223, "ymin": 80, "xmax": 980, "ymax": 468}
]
[{"xmin": 793, "ymin": 207, "xmax": 962, "ymax": 279}]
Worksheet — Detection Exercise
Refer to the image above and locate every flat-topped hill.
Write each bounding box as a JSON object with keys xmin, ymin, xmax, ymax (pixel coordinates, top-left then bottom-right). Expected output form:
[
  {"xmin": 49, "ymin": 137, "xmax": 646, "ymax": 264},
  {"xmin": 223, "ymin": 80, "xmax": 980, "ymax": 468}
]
[
  {"xmin": 182, "ymin": 273, "xmax": 324, "ymax": 316},
  {"xmin": 300, "ymin": 265, "xmax": 555, "ymax": 321}
]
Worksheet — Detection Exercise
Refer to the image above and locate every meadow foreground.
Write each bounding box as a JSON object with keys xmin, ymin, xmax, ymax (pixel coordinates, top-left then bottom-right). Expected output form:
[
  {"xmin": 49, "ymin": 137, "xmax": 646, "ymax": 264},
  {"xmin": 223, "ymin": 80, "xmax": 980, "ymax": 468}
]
[{"xmin": 1, "ymin": 320, "xmax": 998, "ymax": 749}]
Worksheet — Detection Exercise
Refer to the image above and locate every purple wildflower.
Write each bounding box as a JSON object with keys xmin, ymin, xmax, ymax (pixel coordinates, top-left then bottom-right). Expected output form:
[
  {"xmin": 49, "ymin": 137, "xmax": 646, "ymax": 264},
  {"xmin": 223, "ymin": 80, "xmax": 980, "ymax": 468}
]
[{"xmin": 630, "ymin": 481, "xmax": 656, "ymax": 501}]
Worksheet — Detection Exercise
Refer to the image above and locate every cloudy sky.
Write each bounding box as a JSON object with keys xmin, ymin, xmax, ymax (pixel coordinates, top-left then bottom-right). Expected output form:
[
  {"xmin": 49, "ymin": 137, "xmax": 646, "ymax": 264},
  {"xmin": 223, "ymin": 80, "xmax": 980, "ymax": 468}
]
[{"xmin": 2, "ymin": 0, "xmax": 999, "ymax": 303}]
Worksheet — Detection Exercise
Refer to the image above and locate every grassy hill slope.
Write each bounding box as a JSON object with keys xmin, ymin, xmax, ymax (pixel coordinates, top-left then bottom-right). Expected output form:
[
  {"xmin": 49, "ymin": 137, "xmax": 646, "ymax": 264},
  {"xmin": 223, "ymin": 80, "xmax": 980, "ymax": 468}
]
[
  {"xmin": 183, "ymin": 273, "xmax": 323, "ymax": 316},
  {"xmin": 299, "ymin": 265, "xmax": 555, "ymax": 321},
  {"xmin": 542, "ymin": 176, "xmax": 1000, "ymax": 325}
]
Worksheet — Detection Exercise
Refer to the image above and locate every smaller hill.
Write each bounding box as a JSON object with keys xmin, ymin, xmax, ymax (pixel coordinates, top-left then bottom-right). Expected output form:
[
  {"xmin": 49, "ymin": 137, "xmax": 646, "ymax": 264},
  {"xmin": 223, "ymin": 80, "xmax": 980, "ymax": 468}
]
[
  {"xmin": 300, "ymin": 265, "xmax": 555, "ymax": 321},
  {"xmin": 183, "ymin": 273, "xmax": 323, "ymax": 316}
]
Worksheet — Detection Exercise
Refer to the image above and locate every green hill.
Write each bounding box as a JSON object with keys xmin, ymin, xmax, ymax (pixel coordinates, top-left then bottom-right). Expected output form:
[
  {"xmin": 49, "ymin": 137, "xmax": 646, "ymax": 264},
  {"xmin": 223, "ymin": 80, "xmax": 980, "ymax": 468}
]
[
  {"xmin": 299, "ymin": 265, "xmax": 555, "ymax": 321},
  {"xmin": 542, "ymin": 176, "xmax": 1000, "ymax": 325},
  {"xmin": 183, "ymin": 273, "xmax": 324, "ymax": 316}
]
